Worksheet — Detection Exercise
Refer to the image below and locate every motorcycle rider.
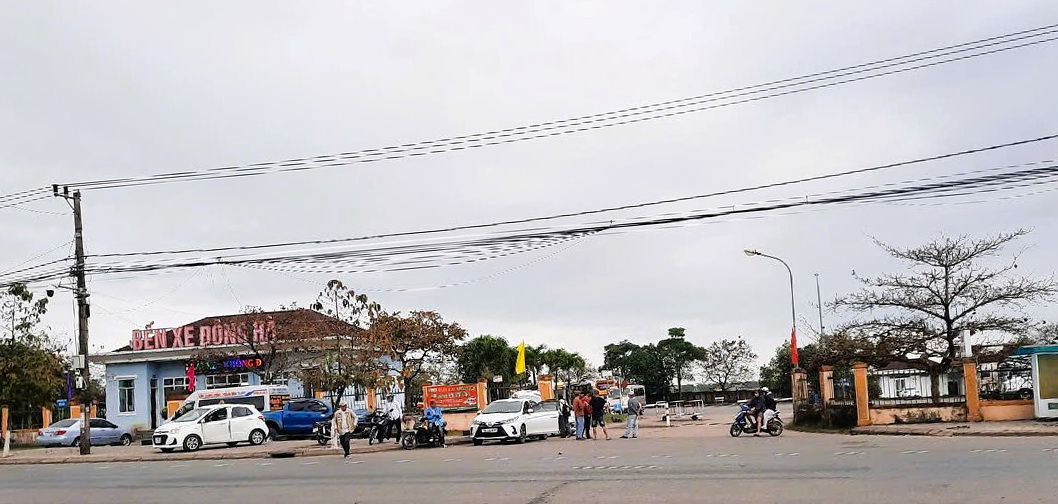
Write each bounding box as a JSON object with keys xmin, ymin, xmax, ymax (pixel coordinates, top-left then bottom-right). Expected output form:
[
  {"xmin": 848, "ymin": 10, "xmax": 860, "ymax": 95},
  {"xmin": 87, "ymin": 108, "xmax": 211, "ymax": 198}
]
[
  {"xmin": 757, "ymin": 387, "xmax": 778, "ymax": 434},
  {"xmin": 745, "ymin": 390, "xmax": 764, "ymax": 435},
  {"xmin": 424, "ymin": 400, "xmax": 446, "ymax": 447}
]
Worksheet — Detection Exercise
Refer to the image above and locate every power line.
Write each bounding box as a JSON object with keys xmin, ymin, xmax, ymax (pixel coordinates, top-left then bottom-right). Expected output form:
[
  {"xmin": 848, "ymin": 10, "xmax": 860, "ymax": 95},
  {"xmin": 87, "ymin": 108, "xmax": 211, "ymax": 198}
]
[
  {"xmin": 82, "ymin": 133, "xmax": 1058, "ymax": 260},
  {"xmin": 0, "ymin": 22, "xmax": 1044, "ymax": 197}
]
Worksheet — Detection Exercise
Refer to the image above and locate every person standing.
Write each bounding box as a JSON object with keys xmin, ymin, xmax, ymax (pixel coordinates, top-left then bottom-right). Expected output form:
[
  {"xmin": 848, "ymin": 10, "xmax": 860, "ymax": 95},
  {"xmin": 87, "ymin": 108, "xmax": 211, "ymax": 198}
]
[
  {"xmin": 385, "ymin": 395, "xmax": 403, "ymax": 444},
  {"xmin": 582, "ymin": 392, "xmax": 593, "ymax": 439},
  {"xmin": 332, "ymin": 400, "xmax": 358, "ymax": 459},
  {"xmin": 558, "ymin": 395, "xmax": 572, "ymax": 438},
  {"xmin": 621, "ymin": 394, "xmax": 643, "ymax": 439},
  {"xmin": 572, "ymin": 391, "xmax": 587, "ymax": 440},
  {"xmin": 589, "ymin": 391, "xmax": 610, "ymax": 440}
]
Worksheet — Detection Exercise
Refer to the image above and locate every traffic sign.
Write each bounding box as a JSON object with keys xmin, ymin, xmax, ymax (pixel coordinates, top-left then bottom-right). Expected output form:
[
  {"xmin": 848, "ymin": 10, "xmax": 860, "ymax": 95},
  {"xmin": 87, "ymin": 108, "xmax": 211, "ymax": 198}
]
[{"xmin": 55, "ymin": 399, "xmax": 68, "ymax": 408}]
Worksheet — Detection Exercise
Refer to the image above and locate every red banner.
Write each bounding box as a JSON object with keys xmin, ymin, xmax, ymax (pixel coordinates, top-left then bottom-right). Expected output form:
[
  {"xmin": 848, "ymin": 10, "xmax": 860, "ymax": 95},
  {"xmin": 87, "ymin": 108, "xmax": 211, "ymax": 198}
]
[{"xmin": 424, "ymin": 383, "xmax": 479, "ymax": 411}]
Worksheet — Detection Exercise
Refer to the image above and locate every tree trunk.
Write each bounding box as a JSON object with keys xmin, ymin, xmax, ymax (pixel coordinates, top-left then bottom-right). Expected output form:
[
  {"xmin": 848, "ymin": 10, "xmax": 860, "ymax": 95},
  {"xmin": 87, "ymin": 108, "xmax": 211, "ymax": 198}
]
[{"xmin": 929, "ymin": 370, "xmax": 941, "ymax": 405}]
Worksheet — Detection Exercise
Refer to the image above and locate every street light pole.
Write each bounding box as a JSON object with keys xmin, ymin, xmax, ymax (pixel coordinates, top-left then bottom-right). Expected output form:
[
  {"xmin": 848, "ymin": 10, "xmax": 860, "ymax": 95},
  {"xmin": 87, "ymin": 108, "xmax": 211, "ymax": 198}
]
[
  {"xmin": 744, "ymin": 249, "xmax": 798, "ymax": 368},
  {"xmin": 815, "ymin": 273, "xmax": 824, "ymax": 334}
]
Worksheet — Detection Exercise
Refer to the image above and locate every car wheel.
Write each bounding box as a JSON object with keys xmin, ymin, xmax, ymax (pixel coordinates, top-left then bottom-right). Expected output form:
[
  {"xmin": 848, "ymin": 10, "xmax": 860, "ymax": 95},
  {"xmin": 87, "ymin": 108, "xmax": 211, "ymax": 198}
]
[
  {"xmin": 473, "ymin": 439, "xmax": 483, "ymax": 446},
  {"xmin": 71, "ymin": 437, "xmax": 80, "ymax": 447},
  {"xmin": 183, "ymin": 434, "xmax": 202, "ymax": 452},
  {"xmin": 160, "ymin": 448, "xmax": 175, "ymax": 453},
  {"xmin": 516, "ymin": 425, "xmax": 527, "ymax": 444},
  {"xmin": 267, "ymin": 425, "xmax": 280, "ymax": 441},
  {"xmin": 729, "ymin": 423, "xmax": 742, "ymax": 438},
  {"xmin": 119, "ymin": 434, "xmax": 133, "ymax": 446},
  {"xmin": 249, "ymin": 429, "xmax": 266, "ymax": 446}
]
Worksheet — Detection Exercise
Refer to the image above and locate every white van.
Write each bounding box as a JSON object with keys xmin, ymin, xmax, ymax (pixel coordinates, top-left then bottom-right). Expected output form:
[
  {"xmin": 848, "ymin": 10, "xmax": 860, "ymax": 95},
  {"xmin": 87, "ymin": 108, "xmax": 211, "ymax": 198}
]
[{"xmin": 168, "ymin": 385, "xmax": 291, "ymax": 421}]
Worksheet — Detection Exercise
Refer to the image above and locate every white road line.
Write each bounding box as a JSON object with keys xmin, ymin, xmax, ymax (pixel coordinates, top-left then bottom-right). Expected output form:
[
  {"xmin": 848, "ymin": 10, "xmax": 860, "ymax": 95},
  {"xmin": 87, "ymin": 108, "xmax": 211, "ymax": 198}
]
[
  {"xmin": 256, "ymin": 463, "xmax": 273, "ymax": 466},
  {"xmin": 346, "ymin": 461, "xmax": 364, "ymax": 465},
  {"xmin": 169, "ymin": 464, "xmax": 188, "ymax": 468},
  {"xmin": 499, "ymin": 457, "xmax": 511, "ymax": 461},
  {"xmin": 833, "ymin": 452, "xmax": 863, "ymax": 456},
  {"xmin": 485, "ymin": 457, "xmax": 497, "ymax": 461},
  {"xmin": 95, "ymin": 466, "xmax": 111, "ymax": 470},
  {"xmin": 214, "ymin": 463, "xmax": 232, "ymax": 467},
  {"xmin": 302, "ymin": 461, "xmax": 320, "ymax": 465},
  {"xmin": 901, "ymin": 450, "xmax": 929, "ymax": 454},
  {"xmin": 443, "ymin": 458, "xmax": 462, "ymax": 462},
  {"xmin": 397, "ymin": 459, "xmax": 413, "ymax": 464}
]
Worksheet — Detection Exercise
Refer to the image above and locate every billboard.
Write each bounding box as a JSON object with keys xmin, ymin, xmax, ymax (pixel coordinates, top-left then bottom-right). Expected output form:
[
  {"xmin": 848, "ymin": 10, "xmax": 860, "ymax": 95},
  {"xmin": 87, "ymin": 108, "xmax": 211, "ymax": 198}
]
[{"xmin": 423, "ymin": 383, "xmax": 479, "ymax": 411}]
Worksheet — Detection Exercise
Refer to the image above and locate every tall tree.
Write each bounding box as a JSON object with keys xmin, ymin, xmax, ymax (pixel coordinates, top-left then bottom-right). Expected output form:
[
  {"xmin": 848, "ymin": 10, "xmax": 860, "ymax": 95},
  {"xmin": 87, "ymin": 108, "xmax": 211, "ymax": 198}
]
[
  {"xmin": 834, "ymin": 231, "xmax": 1057, "ymax": 402},
  {"xmin": 604, "ymin": 340, "xmax": 673, "ymax": 400},
  {"xmin": 656, "ymin": 328, "xmax": 706, "ymax": 399},
  {"xmin": 308, "ymin": 280, "xmax": 382, "ymax": 408},
  {"xmin": 540, "ymin": 347, "xmax": 588, "ymax": 385},
  {"xmin": 0, "ymin": 284, "xmax": 65, "ymax": 412},
  {"xmin": 365, "ymin": 310, "xmax": 467, "ymax": 408},
  {"xmin": 456, "ymin": 335, "xmax": 516, "ymax": 384},
  {"xmin": 699, "ymin": 337, "xmax": 758, "ymax": 392},
  {"xmin": 759, "ymin": 341, "xmax": 819, "ymax": 398}
]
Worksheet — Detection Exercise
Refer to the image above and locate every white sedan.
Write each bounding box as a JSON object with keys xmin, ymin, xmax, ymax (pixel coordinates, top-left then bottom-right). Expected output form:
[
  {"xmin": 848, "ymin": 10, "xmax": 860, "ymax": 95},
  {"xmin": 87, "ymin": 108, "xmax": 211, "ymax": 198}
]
[
  {"xmin": 470, "ymin": 398, "xmax": 560, "ymax": 445},
  {"xmin": 153, "ymin": 404, "xmax": 269, "ymax": 452}
]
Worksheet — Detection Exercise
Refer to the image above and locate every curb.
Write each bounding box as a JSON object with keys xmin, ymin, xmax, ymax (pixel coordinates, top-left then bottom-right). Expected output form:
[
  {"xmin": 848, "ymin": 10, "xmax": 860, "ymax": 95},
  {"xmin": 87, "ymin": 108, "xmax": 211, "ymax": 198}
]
[
  {"xmin": 0, "ymin": 437, "xmax": 470, "ymax": 466},
  {"xmin": 851, "ymin": 428, "xmax": 1058, "ymax": 437}
]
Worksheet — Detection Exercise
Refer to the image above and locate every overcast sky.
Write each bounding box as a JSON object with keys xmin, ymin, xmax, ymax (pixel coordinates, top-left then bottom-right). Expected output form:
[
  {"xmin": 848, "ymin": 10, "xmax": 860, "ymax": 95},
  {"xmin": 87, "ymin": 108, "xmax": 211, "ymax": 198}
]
[{"xmin": 2, "ymin": 1, "xmax": 1057, "ymax": 377}]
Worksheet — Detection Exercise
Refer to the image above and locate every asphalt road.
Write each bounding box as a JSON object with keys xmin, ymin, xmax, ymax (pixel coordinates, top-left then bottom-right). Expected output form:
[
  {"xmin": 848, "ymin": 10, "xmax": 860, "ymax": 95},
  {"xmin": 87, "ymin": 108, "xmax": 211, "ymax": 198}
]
[{"xmin": 2, "ymin": 431, "xmax": 1057, "ymax": 504}]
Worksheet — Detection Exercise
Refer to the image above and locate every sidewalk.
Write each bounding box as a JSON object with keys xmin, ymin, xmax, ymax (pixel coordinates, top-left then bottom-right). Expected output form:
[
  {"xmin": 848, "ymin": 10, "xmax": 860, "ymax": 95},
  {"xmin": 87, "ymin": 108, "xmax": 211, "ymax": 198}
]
[
  {"xmin": 0, "ymin": 437, "xmax": 470, "ymax": 465},
  {"xmin": 852, "ymin": 420, "xmax": 1058, "ymax": 437}
]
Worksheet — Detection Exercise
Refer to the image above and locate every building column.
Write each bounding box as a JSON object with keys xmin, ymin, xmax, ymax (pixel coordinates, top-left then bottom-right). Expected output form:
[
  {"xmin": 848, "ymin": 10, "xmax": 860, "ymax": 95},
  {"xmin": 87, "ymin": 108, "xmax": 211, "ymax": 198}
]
[
  {"xmin": 70, "ymin": 404, "xmax": 82, "ymax": 421},
  {"xmin": 853, "ymin": 362, "xmax": 871, "ymax": 427},
  {"xmin": 41, "ymin": 407, "xmax": 52, "ymax": 428},
  {"xmin": 1, "ymin": 405, "xmax": 8, "ymax": 437},
  {"xmin": 820, "ymin": 366, "xmax": 835, "ymax": 404},
  {"xmin": 963, "ymin": 359, "xmax": 983, "ymax": 422},
  {"xmin": 476, "ymin": 379, "xmax": 489, "ymax": 411},
  {"xmin": 367, "ymin": 388, "xmax": 378, "ymax": 410},
  {"xmin": 537, "ymin": 375, "xmax": 554, "ymax": 401}
]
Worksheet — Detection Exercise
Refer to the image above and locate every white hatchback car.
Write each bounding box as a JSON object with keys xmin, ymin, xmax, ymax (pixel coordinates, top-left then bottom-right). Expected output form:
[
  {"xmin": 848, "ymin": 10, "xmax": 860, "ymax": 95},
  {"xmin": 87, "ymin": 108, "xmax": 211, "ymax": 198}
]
[
  {"xmin": 153, "ymin": 404, "xmax": 269, "ymax": 452},
  {"xmin": 470, "ymin": 398, "xmax": 560, "ymax": 445}
]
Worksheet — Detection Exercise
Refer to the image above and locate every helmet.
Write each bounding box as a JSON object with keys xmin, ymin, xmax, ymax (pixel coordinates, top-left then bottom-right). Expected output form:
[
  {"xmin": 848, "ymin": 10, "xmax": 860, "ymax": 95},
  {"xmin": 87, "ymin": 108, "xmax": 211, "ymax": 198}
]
[{"xmin": 760, "ymin": 387, "xmax": 769, "ymax": 393}]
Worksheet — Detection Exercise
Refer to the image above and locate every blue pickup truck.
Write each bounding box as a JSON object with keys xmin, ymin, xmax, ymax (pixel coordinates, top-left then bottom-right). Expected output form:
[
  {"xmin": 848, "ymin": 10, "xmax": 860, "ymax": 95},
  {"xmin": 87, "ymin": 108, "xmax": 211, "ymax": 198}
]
[{"xmin": 262, "ymin": 398, "xmax": 334, "ymax": 439}]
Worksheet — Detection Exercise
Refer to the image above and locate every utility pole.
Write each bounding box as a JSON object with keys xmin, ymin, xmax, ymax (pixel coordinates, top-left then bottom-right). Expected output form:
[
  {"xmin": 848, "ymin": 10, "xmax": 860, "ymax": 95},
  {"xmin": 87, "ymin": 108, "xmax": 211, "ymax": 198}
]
[
  {"xmin": 815, "ymin": 273, "xmax": 825, "ymax": 335},
  {"xmin": 53, "ymin": 185, "xmax": 91, "ymax": 456}
]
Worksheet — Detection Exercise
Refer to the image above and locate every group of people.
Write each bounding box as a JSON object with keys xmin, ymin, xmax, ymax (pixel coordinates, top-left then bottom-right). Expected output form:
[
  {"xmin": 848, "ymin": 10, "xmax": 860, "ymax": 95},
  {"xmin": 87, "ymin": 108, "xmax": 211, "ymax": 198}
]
[
  {"xmin": 331, "ymin": 394, "xmax": 413, "ymax": 458},
  {"xmin": 558, "ymin": 390, "xmax": 645, "ymax": 441},
  {"xmin": 745, "ymin": 387, "xmax": 778, "ymax": 436}
]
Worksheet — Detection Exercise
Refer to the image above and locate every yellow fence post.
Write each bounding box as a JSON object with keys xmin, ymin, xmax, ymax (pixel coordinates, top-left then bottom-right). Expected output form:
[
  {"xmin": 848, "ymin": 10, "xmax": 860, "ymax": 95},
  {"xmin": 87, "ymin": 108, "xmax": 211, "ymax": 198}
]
[
  {"xmin": 537, "ymin": 375, "xmax": 554, "ymax": 401},
  {"xmin": 41, "ymin": 406, "xmax": 52, "ymax": 428},
  {"xmin": 476, "ymin": 379, "xmax": 489, "ymax": 411},
  {"xmin": 963, "ymin": 359, "xmax": 983, "ymax": 422},
  {"xmin": 853, "ymin": 362, "xmax": 872, "ymax": 426},
  {"xmin": 1, "ymin": 405, "xmax": 8, "ymax": 437},
  {"xmin": 820, "ymin": 366, "xmax": 835, "ymax": 404}
]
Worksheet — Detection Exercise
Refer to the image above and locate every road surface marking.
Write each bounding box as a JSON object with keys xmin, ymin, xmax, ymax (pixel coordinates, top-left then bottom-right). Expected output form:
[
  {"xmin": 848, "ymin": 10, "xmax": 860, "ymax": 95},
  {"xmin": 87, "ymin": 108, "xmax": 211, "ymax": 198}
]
[
  {"xmin": 346, "ymin": 460, "xmax": 364, "ymax": 464},
  {"xmin": 397, "ymin": 459, "xmax": 413, "ymax": 463},
  {"xmin": 774, "ymin": 453, "xmax": 800, "ymax": 456},
  {"xmin": 971, "ymin": 449, "xmax": 1007, "ymax": 453},
  {"xmin": 443, "ymin": 458, "xmax": 462, "ymax": 462},
  {"xmin": 1044, "ymin": 448, "xmax": 1058, "ymax": 452},
  {"xmin": 485, "ymin": 457, "xmax": 497, "ymax": 461},
  {"xmin": 833, "ymin": 452, "xmax": 863, "ymax": 456},
  {"xmin": 302, "ymin": 461, "xmax": 320, "ymax": 465},
  {"xmin": 214, "ymin": 463, "xmax": 232, "ymax": 467},
  {"xmin": 595, "ymin": 456, "xmax": 618, "ymax": 459},
  {"xmin": 95, "ymin": 466, "xmax": 111, "ymax": 470},
  {"xmin": 499, "ymin": 457, "xmax": 510, "ymax": 461},
  {"xmin": 901, "ymin": 450, "xmax": 929, "ymax": 454},
  {"xmin": 256, "ymin": 463, "xmax": 273, "ymax": 466},
  {"xmin": 169, "ymin": 464, "xmax": 188, "ymax": 468}
]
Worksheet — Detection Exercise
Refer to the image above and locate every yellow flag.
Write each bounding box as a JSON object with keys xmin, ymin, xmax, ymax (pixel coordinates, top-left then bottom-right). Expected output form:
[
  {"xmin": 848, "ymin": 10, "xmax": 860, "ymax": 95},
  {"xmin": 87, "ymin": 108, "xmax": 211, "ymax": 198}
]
[{"xmin": 515, "ymin": 341, "xmax": 526, "ymax": 375}]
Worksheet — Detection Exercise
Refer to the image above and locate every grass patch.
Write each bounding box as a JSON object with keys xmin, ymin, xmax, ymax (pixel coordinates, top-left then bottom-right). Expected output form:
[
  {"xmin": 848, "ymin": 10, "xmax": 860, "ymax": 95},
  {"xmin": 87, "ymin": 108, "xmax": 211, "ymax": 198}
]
[{"xmin": 787, "ymin": 424, "xmax": 852, "ymax": 435}]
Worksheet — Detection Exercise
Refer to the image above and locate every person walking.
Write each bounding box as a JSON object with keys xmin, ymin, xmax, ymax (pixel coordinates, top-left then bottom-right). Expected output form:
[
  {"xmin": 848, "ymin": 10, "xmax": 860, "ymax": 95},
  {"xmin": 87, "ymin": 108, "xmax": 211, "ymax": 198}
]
[
  {"xmin": 332, "ymin": 400, "xmax": 358, "ymax": 459},
  {"xmin": 385, "ymin": 394, "xmax": 403, "ymax": 444},
  {"xmin": 620, "ymin": 394, "xmax": 643, "ymax": 439},
  {"xmin": 588, "ymin": 391, "xmax": 611, "ymax": 441},
  {"xmin": 558, "ymin": 394, "xmax": 572, "ymax": 438},
  {"xmin": 572, "ymin": 391, "xmax": 587, "ymax": 440}
]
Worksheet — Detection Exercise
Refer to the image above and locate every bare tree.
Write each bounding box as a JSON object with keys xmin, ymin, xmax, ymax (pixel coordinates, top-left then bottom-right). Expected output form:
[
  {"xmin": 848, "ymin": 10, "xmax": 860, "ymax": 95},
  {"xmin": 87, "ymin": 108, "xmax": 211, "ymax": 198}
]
[
  {"xmin": 699, "ymin": 337, "xmax": 758, "ymax": 392},
  {"xmin": 833, "ymin": 230, "xmax": 1057, "ymax": 402}
]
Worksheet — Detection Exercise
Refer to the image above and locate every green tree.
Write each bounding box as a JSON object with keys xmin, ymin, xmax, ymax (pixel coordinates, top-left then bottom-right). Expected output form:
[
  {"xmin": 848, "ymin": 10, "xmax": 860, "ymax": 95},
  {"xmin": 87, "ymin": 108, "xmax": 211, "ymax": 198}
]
[
  {"xmin": 540, "ymin": 348, "xmax": 588, "ymax": 385},
  {"xmin": 759, "ymin": 341, "xmax": 819, "ymax": 398},
  {"xmin": 0, "ymin": 284, "xmax": 65, "ymax": 413},
  {"xmin": 603, "ymin": 340, "xmax": 670, "ymax": 401},
  {"xmin": 656, "ymin": 328, "xmax": 706, "ymax": 399},
  {"xmin": 456, "ymin": 335, "xmax": 516, "ymax": 383},
  {"xmin": 365, "ymin": 310, "xmax": 467, "ymax": 408}
]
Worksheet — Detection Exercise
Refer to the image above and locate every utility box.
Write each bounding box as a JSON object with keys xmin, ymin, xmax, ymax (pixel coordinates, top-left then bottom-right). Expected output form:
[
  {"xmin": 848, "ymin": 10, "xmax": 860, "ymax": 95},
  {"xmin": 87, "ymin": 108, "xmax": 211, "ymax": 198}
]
[{"xmin": 1014, "ymin": 345, "xmax": 1058, "ymax": 419}]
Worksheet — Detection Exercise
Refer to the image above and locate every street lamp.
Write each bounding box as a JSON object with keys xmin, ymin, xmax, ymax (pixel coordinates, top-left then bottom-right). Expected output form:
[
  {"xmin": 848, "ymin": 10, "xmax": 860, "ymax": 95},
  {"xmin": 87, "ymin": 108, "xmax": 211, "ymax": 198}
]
[{"xmin": 744, "ymin": 249, "xmax": 799, "ymax": 368}]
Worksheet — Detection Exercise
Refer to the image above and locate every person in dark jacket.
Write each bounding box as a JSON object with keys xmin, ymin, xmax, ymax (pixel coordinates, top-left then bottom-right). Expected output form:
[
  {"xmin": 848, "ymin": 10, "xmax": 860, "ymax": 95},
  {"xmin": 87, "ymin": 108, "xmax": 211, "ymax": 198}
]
[
  {"xmin": 758, "ymin": 388, "xmax": 778, "ymax": 434},
  {"xmin": 746, "ymin": 390, "xmax": 764, "ymax": 435}
]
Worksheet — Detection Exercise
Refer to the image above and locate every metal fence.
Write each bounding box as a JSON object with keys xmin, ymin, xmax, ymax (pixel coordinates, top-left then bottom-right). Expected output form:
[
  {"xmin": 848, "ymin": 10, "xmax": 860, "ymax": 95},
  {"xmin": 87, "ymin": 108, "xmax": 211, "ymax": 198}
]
[
  {"xmin": 488, "ymin": 385, "xmax": 514, "ymax": 402},
  {"xmin": 828, "ymin": 368, "xmax": 857, "ymax": 406},
  {"xmin": 979, "ymin": 357, "xmax": 1033, "ymax": 400},
  {"xmin": 869, "ymin": 367, "xmax": 966, "ymax": 407}
]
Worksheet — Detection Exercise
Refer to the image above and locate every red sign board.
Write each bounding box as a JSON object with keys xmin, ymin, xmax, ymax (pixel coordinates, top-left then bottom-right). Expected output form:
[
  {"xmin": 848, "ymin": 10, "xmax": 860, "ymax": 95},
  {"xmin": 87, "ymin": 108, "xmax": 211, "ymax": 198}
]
[
  {"xmin": 130, "ymin": 319, "xmax": 276, "ymax": 351},
  {"xmin": 424, "ymin": 383, "xmax": 479, "ymax": 411}
]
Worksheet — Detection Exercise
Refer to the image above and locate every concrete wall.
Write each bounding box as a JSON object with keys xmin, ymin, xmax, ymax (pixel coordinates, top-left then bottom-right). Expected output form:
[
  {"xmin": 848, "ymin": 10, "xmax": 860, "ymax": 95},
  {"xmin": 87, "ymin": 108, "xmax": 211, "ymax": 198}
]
[
  {"xmin": 443, "ymin": 411, "xmax": 478, "ymax": 433},
  {"xmin": 104, "ymin": 362, "xmax": 153, "ymax": 433},
  {"xmin": 980, "ymin": 399, "xmax": 1035, "ymax": 421},
  {"xmin": 868, "ymin": 405, "xmax": 968, "ymax": 425}
]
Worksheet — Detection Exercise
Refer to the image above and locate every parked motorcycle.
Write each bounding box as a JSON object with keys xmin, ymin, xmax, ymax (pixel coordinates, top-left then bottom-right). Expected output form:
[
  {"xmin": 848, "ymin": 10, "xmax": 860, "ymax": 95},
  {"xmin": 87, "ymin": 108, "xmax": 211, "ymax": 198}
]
[
  {"xmin": 314, "ymin": 420, "xmax": 331, "ymax": 446},
  {"xmin": 365, "ymin": 409, "xmax": 390, "ymax": 446},
  {"xmin": 400, "ymin": 417, "xmax": 446, "ymax": 450},
  {"xmin": 729, "ymin": 403, "xmax": 783, "ymax": 437}
]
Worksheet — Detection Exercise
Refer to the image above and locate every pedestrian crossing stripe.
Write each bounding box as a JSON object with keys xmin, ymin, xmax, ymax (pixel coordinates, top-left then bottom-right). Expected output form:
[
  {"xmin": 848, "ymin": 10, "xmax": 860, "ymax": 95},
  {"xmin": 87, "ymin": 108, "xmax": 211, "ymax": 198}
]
[
  {"xmin": 833, "ymin": 452, "xmax": 862, "ymax": 455},
  {"xmin": 970, "ymin": 449, "xmax": 1007, "ymax": 453},
  {"xmin": 573, "ymin": 465, "xmax": 658, "ymax": 470}
]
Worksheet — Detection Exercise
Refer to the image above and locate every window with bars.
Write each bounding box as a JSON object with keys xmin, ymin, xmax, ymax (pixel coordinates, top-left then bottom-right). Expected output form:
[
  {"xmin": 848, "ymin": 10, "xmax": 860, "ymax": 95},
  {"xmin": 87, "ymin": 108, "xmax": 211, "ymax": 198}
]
[
  {"xmin": 163, "ymin": 376, "xmax": 190, "ymax": 395},
  {"xmin": 118, "ymin": 378, "xmax": 136, "ymax": 413}
]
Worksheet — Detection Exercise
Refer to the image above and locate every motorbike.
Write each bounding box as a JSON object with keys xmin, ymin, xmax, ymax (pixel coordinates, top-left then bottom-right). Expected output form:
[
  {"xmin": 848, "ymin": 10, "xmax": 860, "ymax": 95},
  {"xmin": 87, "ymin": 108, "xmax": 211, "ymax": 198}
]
[
  {"xmin": 400, "ymin": 417, "xmax": 446, "ymax": 450},
  {"xmin": 365, "ymin": 409, "xmax": 390, "ymax": 446},
  {"xmin": 314, "ymin": 420, "xmax": 331, "ymax": 446},
  {"xmin": 730, "ymin": 403, "xmax": 783, "ymax": 437}
]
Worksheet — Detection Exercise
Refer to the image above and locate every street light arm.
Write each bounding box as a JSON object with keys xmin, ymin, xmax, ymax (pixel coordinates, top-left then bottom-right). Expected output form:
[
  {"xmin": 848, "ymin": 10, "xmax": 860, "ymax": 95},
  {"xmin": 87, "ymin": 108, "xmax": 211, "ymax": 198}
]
[{"xmin": 745, "ymin": 251, "xmax": 797, "ymax": 333}]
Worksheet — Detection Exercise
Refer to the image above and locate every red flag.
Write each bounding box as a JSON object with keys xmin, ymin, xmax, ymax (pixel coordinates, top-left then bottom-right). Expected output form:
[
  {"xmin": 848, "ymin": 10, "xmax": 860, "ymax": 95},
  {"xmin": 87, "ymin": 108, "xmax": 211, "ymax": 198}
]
[
  {"xmin": 790, "ymin": 328, "xmax": 800, "ymax": 368},
  {"xmin": 186, "ymin": 362, "xmax": 197, "ymax": 392}
]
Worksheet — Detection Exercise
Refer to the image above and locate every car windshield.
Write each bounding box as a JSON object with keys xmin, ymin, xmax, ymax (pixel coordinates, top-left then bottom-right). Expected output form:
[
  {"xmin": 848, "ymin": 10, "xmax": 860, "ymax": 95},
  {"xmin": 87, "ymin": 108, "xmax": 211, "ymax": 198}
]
[
  {"xmin": 49, "ymin": 419, "xmax": 78, "ymax": 428},
  {"xmin": 173, "ymin": 408, "xmax": 213, "ymax": 422},
  {"xmin": 481, "ymin": 401, "xmax": 523, "ymax": 414}
]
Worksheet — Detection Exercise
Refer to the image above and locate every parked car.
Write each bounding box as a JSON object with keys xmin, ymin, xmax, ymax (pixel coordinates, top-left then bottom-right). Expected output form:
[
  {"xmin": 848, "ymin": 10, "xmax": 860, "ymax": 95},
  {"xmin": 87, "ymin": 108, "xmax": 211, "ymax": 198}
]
[
  {"xmin": 152, "ymin": 404, "xmax": 269, "ymax": 452},
  {"xmin": 262, "ymin": 398, "xmax": 333, "ymax": 439},
  {"xmin": 470, "ymin": 398, "xmax": 560, "ymax": 445},
  {"xmin": 536, "ymin": 399, "xmax": 574, "ymax": 435},
  {"xmin": 36, "ymin": 418, "xmax": 134, "ymax": 447}
]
